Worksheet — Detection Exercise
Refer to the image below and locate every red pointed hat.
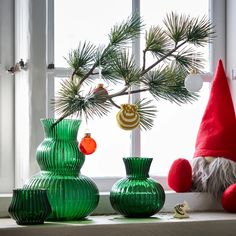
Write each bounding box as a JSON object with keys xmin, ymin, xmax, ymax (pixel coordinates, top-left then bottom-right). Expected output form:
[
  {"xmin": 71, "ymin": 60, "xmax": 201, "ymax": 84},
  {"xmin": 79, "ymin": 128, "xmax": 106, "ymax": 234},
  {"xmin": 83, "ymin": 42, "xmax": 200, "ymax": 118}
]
[{"xmin": 194, "ymin": 59, "xmax": 236, "ymax": 162}]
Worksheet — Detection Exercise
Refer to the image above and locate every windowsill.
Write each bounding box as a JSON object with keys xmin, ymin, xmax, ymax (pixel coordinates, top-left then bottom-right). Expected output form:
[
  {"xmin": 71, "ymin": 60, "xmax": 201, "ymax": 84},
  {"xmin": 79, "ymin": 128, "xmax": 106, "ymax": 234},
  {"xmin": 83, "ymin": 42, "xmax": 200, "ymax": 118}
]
[
  {"xmin": 1, "ymin": 212, "xmax": 236, "ymax": 236},
  {"xmin": 0, "ymin": 191, "xmax": 223, "ymax": 217},
  {"xmin": 0, "ymin": 192, "xmax": 234, "ymax": 235}
]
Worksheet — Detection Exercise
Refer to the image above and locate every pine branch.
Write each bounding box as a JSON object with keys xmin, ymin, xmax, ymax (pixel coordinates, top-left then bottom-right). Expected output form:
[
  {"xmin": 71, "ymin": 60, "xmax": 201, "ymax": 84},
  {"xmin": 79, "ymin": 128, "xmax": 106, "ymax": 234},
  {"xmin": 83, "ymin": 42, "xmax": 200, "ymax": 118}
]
[
  {"xmin": 142, "ymin": 12, "xmax": 214, "ymax": 75},
  {"xmin": 108, "ymin": 13, "xmax": 144, "ymax": 46},
  {"xmin": 172, "ymin": 47, "xmax": 205, "ymax": 73},
  {"xmin": 74, "ymin": 14, "xmax": 143, "ymax": 89},
  {"xmin": 109, "ymin": 50, "xmax": 141, "ymax": 86},
  {"xmin": 65, "ymin": 42, "xmax": 96, "ymax": 80},
  {"xmin": 142, "ymin": 26, "xmax": 171, "ymax": 71},
  {"xmin": 144, "ymin": 26, "xmax": 171, "ymax": 57},
  {"xmin": 53, "ymin": 79, "xmax": 113, "ymax": 124},
  {"xmin": 142, "ymin": 50, "xmax": 147, "ymax": 71},
  {"xmin": 187, "ymin": 15, "xmax": 215, "ymax": 46},
  {"xmin": 109, "ymin": 87, "xmax": 149, "ymax": 99},
  {"xmin": 143, "ymin": 67, "xmax": 198, "ymax": 105},
  {"xmin": 163, "ymin": 12, "xmax": 191, "ymax": 44},
  {"xmin": 77, "ymin": 63, "xmax": 98, "ymax": 88},
  {"xmin": 135, "ymin": 98, "xmax": 157, "ymax": 130},
  {"xmin": 53, "ymin": 12, "xmax": 214, "ymax": 128},
  {"xmin": 109, "ymin": 86, "xmax": 130, "ymax": 99},
  {"xmin": 108, "ymin": 98, "xmax": 121, "ymax": 109},
  {"xmin": 141, "ymin": 40, "xmax": 187, "ymax": 75},
  {"xmin": 52, "ymin": 79, "xmax": 82, "ymax": 126}
]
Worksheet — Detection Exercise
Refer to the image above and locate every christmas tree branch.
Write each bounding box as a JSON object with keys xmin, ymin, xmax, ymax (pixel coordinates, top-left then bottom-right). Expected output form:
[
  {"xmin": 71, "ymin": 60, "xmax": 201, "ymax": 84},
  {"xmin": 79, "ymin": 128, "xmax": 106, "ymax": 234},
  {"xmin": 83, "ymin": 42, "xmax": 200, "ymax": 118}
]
[
  {"xmin": 52, "ymin": 112, "xmax": 73, "ymax": 127},
  {"xmin": 76, "ymin": 63, "xmax": 98, "ymax": 88},
  {"xmin": 141, "ymin": 40, "xmax": 187, "ymax": 75},
  {"xmin": 109, "ymin": 87, "xmax": 149, "ymax": 99},
  {"xmin": 53, "ymin": 12, "xmax": 214, "ymax": 130},
  {"xmin": 108, "ymin": 86, "xmax": 130, "ymax": 98},
  {"xmin": 108, "ymin": 98, "xmax": 121, "ymax": 109},
  {"xmin": 71, "ymin": 71, "xmax": 77, "ymax": 81},
  {"xmin": 142, "ymin": 50, "xmax": 147, "ymax": 71}
]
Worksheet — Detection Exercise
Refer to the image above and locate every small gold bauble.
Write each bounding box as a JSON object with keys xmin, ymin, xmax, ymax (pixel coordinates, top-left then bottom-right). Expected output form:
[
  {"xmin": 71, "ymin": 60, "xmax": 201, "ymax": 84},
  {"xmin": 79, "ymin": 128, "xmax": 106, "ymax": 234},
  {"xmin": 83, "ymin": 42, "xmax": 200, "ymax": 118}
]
[{"xmin": 116, "ymin": 104, "xmax": 140, "ymax": 130}]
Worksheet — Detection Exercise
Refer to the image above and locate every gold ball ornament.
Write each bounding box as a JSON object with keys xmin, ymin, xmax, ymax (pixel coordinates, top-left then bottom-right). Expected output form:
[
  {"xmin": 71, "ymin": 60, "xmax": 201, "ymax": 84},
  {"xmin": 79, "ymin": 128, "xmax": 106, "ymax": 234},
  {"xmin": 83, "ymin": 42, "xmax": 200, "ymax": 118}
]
[{"xmin": 116, "ymin": 104, "xmax": 140, "ymax": 130}]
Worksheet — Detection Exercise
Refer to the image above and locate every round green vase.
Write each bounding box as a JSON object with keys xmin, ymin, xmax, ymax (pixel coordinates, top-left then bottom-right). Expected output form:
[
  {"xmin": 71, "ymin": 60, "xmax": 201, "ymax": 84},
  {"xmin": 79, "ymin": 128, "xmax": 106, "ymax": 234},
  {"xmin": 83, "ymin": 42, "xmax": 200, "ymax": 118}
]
[
  {"xmin": 110, "ymin": 157, "xmax": 165, "ymax": 218},
  {"xmin": 24, "ymin": 119, "xmax": 99, "ymax": 220}
]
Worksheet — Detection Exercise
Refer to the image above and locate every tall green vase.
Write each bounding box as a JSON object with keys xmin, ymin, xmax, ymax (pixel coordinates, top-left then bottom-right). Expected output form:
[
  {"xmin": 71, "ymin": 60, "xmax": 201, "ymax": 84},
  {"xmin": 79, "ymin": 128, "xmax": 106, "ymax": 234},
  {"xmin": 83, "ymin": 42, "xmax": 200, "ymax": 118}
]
[
  {"xmin": 110, "ymin": 157, "xmax": 165, "ymax": 218},
  {"xmin": 24, "ymin": 118, "xmax": 99, "ymax": 220}
]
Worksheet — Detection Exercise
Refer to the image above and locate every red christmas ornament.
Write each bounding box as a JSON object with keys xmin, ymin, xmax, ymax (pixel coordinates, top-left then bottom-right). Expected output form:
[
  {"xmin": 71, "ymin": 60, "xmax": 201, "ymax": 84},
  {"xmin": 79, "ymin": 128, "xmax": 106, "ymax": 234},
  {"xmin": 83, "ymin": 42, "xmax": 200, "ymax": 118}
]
[
  {"xmin": 79, "ymin": 133, "xmax": 97, "ymax": 155},
  {"xmin": 92, "ymin": 84, "xmax": 108, "ymax": 103}
]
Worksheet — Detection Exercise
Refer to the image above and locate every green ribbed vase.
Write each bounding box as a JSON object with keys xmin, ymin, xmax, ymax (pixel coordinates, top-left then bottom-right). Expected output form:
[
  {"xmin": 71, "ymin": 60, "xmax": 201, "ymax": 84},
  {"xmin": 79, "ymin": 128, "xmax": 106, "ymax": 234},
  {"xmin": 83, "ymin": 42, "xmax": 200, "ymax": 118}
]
[
  {"xmin": 110, "ymin": 157, "xmax": 165, "ymax": 218},
  {"xmin": 24, "ymin": 119, "xmax": 99, "ymax": 220},
  {"xmin": 8, "ymin": 189, "xmax": 52, "ymax": 225}
]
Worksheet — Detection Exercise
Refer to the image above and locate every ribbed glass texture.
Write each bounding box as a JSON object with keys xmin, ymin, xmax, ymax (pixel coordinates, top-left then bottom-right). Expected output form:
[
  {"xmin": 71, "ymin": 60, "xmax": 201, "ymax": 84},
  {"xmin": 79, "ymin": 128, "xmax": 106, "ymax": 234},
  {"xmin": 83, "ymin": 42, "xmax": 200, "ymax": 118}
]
[
  {"xmin": 24, "ymin": 119, "xmax": 99, "ymax": 220},
  {"xmin": 8, "ymin": 189, "xmax": 52, "ymax": 225},
  {"xmin": 110, "ymin": 157, "xmax": 165, "ymax": 218}
]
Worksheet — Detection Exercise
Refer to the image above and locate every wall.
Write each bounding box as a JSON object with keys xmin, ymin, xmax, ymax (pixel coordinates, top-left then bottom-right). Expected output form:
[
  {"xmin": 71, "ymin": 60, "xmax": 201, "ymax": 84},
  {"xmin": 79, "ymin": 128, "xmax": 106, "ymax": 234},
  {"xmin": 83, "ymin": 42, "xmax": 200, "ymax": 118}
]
[
  {"xmin": 0, "ymin": 0, "xmax": 15, "ymax": 192},
  {"xmin": 226, "ymin": 0, "xmax": 236, "ymax": 110}
]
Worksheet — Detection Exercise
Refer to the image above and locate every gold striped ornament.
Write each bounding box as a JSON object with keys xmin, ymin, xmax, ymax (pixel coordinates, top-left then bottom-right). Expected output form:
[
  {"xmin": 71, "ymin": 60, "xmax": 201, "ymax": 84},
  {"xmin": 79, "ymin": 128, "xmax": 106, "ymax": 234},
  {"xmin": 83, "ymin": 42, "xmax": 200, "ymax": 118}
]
[{"xmin": 116, "ymin": 104, "xmax": 140, "ymax": 130}]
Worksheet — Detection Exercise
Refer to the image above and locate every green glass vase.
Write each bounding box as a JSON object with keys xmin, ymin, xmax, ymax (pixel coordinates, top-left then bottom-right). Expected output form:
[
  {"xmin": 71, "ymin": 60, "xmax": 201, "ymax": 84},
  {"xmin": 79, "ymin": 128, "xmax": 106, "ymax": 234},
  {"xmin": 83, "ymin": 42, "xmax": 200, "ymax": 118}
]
[
  {"xmin": 24, "ymin": 119, "xmax": 99, "ymax": 220},
  {"xmin": 8, "ymin": 189, "xmax": 52, "ymax": 225},
  {"xmin": 110, "ymin": 157, "xmax": 165, "ymax": 218}
]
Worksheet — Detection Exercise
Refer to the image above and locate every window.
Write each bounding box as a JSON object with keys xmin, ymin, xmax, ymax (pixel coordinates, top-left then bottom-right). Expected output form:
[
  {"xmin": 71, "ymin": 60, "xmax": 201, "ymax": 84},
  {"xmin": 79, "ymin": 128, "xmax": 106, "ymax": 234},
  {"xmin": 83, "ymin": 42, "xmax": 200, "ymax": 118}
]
[
  {"xmin": 0, "ymin": 0, "xmax": 226, "ymax": 196},
  {"xmin": 51, "ymin": 0, "xmax": 210, "ymax": 181}
]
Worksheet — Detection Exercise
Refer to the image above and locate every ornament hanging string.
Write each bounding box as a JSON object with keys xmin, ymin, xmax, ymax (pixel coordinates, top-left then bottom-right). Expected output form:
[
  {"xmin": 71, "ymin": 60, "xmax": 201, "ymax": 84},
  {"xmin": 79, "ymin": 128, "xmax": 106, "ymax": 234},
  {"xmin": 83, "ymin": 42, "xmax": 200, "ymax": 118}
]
[
  {"xmin": 184, "ymin": 53, "xmax": 203, "ymax": 92},
  {"xmin": 192, "ymin": 53, "xmax": 196, "ymax": 74},
  {"xmin": 128, "ymin": 87, "xmax": 131, "ymax": 104},
  {"xmin": 98, "ymin": 65, "xmax": 102, "ymax": 81},
  {"xmin": 84, "ymin": 119, "xmax": 90, "ymax": 134}
]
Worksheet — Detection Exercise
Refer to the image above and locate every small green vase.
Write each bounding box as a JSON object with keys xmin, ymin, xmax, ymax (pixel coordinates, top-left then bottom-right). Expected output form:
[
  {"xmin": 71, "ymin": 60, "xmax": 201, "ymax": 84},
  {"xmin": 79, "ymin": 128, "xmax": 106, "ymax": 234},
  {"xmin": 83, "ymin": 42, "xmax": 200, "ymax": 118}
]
[
  {"xmin": 24, "ymin": 119, "xmax": 99, "ymax": 220},
  {"xmin": 110, "ymin": 157, "xmax": 165, "ymax": 218},
  {"xmin": 8, "ymin": 189, "xmax": 52, "ymax": 225}
]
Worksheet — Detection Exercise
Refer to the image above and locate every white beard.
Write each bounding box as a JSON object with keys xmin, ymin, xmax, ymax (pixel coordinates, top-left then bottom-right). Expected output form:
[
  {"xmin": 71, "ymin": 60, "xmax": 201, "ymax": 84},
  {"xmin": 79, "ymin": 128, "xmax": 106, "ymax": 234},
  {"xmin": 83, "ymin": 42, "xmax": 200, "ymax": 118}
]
[{"xmin": 191, "ymin": 157, "xmax": 236, "ymax": 199}]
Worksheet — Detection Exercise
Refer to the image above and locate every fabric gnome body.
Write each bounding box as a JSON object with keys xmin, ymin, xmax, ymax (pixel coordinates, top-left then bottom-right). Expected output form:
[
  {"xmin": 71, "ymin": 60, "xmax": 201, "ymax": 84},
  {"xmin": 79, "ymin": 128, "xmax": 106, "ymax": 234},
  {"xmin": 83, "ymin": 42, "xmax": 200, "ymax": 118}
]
[{"xmin": 168, "ymin": 59, "xmax": 236, "ymax": 212}]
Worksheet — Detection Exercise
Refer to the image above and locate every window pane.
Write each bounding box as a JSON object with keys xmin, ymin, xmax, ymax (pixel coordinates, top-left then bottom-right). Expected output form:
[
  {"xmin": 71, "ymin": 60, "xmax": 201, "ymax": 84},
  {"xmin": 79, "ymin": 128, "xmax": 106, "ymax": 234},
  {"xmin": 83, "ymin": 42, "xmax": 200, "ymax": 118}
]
[
  {"xmin": 140, "ymin": 0, "xmax": 209, "ymax": 175},
  {"xmin": 55, "ymin": 0, "xmax": 131, "ymax": 67},
  {"xmin": 54, "ymin": 0, "xmax": 131, "ymax": 177}
]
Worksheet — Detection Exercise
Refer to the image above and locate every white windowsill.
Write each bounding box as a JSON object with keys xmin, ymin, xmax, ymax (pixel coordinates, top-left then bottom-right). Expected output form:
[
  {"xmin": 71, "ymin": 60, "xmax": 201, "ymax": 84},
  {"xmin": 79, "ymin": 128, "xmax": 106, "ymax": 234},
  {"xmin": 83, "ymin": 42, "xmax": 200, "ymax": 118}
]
[
  {"xmin": 1, "ymin": 192, "xmax": 234, "ymax": 236},
  {"xmin": 1, "ymin": 191, "xmax": 223, "ymax": 217},
  {"xmin": 1, "ymin": 212, "xmax": 236, "ymax": 236}
]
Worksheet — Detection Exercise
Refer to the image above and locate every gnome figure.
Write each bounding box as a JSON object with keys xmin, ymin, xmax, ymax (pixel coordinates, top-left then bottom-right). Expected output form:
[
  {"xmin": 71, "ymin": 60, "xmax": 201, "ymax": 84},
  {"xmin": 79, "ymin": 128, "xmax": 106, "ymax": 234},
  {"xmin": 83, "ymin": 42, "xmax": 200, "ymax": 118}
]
[{"xmin": 168, "ymin": 59, "xmax": 236, "ymax": 212}]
